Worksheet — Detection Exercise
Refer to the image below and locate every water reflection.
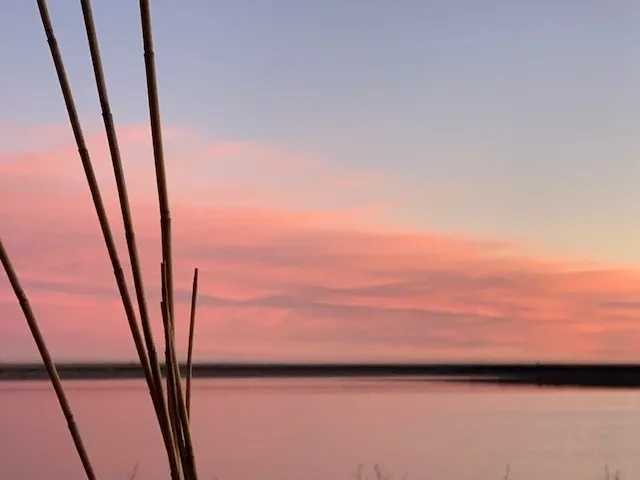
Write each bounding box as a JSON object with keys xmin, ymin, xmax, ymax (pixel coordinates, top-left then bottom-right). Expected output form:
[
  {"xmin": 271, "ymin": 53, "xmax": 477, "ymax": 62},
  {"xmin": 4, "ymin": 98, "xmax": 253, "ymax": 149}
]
[{"xmin": 0, "ymin": 378, "xmax": 639, "ymax": 479}]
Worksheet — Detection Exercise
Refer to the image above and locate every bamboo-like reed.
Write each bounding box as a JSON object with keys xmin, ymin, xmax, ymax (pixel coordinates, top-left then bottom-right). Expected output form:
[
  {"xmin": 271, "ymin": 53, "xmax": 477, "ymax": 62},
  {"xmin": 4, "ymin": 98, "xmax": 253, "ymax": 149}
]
[
  {"xmin": 0, "ymin": 238, "xmax": 97, "ymax": 480},
  {"xmin": 139, "ymin": 0, "xmax": 200, "ymax": 475},
  {"xmin": 161, "ymin": 297, "xmax": 184, "ymax": 473},
  {"xmin": 77, "ymin": 1, "xmax": 181, "ymax": 475},
  {"xmin": 1, "ymin": 1, "xmax": 206, "ymax": 478},
  {"xmin": 35, "ymin": 0, "xmax": 159, "ymax": 406},
  {"xmin": 162, "ymin": 265, "xmax": 199, "ymax": 479},
  {"xmin": 161, "ymin": 265, "xmax": 181, "ymax": 468},
  {"xmin": 138, "ymin": 0, "xmax": 176, "ymax": 332},
  {"xmin": 34, "ymin": 3, "xmax": 191, "ymax": 477},
  {"xmin": 79, "ymin": 0, "xmax": 165, "ymax": 418},
  {"xmin": 186, "ymin": 267, "xmax": 199, "ymax": 417}
]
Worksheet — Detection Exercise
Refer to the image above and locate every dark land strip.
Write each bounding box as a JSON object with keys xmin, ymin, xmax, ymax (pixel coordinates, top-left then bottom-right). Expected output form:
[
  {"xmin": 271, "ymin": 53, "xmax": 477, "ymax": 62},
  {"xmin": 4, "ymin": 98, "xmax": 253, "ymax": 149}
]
[{"xmin": 2, "ymin": 363, "xmax": 640, "ymax": 388}]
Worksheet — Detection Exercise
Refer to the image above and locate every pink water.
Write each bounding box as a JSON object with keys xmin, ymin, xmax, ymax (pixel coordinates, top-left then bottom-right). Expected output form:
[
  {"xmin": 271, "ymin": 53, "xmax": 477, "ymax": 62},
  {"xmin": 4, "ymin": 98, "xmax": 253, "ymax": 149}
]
[{"xmin": 1, "ymin": 378, "xmax": 639, "ymax": 479}]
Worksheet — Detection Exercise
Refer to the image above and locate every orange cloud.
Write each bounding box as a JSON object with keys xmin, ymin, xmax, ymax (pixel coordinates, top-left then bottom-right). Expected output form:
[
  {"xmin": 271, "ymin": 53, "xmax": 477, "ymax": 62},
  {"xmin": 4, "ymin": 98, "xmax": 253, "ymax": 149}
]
[{"xmin": 2, "ymin": 124, "xmax": 640, "ymax": 362}]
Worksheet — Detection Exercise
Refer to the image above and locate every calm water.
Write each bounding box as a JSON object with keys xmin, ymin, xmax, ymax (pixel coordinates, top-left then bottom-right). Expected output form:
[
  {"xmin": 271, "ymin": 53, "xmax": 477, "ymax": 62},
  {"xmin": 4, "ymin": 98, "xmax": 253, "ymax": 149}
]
[{"xmin": 1, "ymin": 378, "xmax": 640, "ymax": 479}]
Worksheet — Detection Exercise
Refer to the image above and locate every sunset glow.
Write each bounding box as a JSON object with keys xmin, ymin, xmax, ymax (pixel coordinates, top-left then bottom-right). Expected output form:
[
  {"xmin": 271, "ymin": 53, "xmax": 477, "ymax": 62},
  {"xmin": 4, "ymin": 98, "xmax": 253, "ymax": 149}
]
[{"xmin": 1, "ymin": 1, "xmax": 639, "ymax": 362}]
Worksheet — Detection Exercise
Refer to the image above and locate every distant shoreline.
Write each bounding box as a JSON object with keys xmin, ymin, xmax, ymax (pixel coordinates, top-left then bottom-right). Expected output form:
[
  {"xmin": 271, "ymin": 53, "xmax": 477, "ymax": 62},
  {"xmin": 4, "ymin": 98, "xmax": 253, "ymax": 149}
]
[{"xmin": 2, "ymin": 362, "xmax": 640, "ymax": 388}]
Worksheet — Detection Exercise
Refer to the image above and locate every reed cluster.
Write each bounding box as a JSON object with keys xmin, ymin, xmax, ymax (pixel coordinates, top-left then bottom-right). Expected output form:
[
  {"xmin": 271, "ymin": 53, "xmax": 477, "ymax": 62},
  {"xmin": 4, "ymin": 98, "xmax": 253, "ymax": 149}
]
[{"xmin": 0, "ymin": 1, "xmax": 200, "ymax": 478}]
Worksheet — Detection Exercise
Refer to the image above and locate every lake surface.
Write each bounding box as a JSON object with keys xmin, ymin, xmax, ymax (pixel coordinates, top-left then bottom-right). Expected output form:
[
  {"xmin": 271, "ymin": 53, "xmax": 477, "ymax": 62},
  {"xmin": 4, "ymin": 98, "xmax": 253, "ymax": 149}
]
[{"xmin": 1, "ymin": 378, "xmax": 639, "ymax": 479}]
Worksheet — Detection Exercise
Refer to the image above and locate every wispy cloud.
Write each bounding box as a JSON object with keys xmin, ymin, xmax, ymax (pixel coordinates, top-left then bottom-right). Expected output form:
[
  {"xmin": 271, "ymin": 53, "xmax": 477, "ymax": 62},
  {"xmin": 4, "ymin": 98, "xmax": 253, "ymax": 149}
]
[
  {"xmin": 2, "ymin": 123, "xmax": 640, "ymax": 362},
  {"xmin": 0, "ymin": 123, "xmax": 397, "ymax": 218}
]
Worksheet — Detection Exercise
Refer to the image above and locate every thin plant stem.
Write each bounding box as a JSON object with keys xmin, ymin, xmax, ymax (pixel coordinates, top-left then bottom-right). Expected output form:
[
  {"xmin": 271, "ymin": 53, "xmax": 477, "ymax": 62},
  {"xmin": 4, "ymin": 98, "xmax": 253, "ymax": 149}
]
[
  {"xmin": 186, "ymin": 267, "xmax": 199, "ymax": 418},
  {"xmin": 79, "ymin": 0, "xmax": 164, "ymax": 415},
  {"xmin": 160, "ymin": 298, "xmax": 181, "ymax": 464},
  {"xmin": 138, "ymin": 0, "xmax": 175, "ymax": 331},
  {"xmin": 160, "ymin": 265, "xmax": 183, "ymax": 469},
  {"xmin": 36, "ymin": 1, "xmax": 199, "ymax": 478},
  {"xmin": 0, "ymin": 237, "xmax": 97, "ymax": 480},
  {"xmin": 171, "ymin": 348, "xmax": 198, "ymax": 480},
  {"xmin": 35, "ymin": 2, "xmax": 177, "ymax": 476},
  {"xmin": 139, "ymin": 0, "xmax": 198, "ymax": 475},
  {"xmin": 162, "ymin": 265, "xmax": 199, "ymax": 480},
  {"xmin": 162, "ymin": 299, "xmax": 184, "ymax": 475},
  {"xmin": 77, "ymin": 1, "xmax": 179, "ymax": 475}
]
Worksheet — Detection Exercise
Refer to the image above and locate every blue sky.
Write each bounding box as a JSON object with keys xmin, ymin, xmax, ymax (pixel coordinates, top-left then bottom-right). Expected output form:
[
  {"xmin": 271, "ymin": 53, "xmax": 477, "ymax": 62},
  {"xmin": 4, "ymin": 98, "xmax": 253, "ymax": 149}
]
[{"xmin": 2, "ymin": 0, "xmax": 639, "ymax": 263}]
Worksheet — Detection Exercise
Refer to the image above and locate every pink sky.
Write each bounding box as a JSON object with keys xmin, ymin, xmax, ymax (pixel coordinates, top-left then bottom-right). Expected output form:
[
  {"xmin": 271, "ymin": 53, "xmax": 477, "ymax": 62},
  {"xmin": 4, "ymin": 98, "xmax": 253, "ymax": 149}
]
[{"xmin": 2, "ymin": 123, "xmax": 640, "ymax": 363}]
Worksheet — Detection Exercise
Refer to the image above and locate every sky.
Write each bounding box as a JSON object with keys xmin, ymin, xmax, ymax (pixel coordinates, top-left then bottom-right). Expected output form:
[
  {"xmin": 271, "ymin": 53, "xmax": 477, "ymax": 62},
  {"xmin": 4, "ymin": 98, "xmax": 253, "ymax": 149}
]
[{"xmin": 1, "ymin": 0, "xmax": 639, "ymax": 362}]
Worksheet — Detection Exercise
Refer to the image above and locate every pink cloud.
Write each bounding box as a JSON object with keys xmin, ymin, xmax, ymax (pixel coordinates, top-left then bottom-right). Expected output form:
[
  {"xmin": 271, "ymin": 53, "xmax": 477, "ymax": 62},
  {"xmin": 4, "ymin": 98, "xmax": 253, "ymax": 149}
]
[
  {"xmin": 0, "ymin": 123, "xmax": 397, "ymax": 222},
  {"xmin": 2, "ymin": 124, "xmax": 640, "ymax": 362}
]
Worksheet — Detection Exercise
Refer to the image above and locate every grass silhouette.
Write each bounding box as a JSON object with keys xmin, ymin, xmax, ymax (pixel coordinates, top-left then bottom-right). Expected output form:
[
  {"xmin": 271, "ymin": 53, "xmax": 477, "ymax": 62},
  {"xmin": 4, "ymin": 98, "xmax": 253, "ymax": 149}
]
[{"xmin": 1, "ymin": 0, "xmax": 201, "ymax": 478}]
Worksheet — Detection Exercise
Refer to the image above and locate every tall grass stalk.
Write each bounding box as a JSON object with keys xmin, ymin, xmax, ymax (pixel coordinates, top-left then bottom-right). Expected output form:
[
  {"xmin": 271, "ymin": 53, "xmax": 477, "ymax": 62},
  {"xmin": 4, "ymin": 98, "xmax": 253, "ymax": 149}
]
[
  {"xmin": 0, "ymin": 238, "xmax": 97, "ymax": 480},
  {"xmin": 35, "ymin": 0, "xmax": 159, "ymax": 409},
  {"xmin": 186, "ymin": 267, "xmax": 199, "ymax": 417},
  {"xmin": 162, "ymin": 264, "xmax": 199, "ymax": 479},
  {"xmin": 138, "ymin": 0, "xmax": 176, "ymax": 334},
  {"xmin": 77, "ymin": 1, "xmax": 179, "ymax": 474},
  {"xmin": 10, "ymin": 1, "xmax": 205, "ymax": 478},
  {"xmin": 139, "ymin": 0, "xmax": 200, "ymax": 472}
]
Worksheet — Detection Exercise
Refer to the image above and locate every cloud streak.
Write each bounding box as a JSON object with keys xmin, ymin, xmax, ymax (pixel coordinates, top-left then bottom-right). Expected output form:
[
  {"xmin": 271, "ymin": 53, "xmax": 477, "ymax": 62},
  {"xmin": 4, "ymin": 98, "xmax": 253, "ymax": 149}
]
[{"xmin": 2, "ymin": 123, "xmax": 640, "ymax": 362}]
